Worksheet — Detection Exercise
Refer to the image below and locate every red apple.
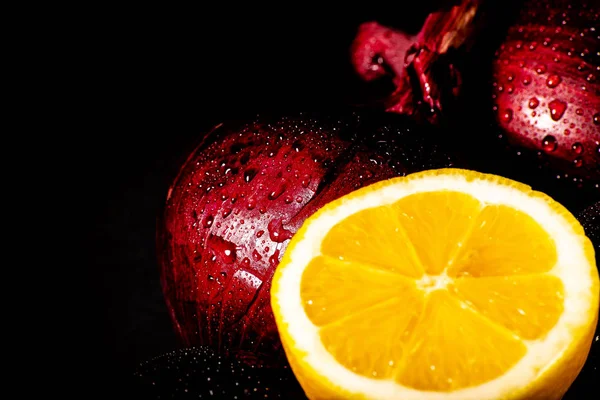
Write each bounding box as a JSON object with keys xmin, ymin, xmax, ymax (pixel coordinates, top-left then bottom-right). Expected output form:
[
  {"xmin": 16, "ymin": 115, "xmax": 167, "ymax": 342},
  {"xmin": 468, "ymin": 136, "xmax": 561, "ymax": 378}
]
[{"xmin": 157, "ymin": 111, "xmax": 461, "ymax": 366}]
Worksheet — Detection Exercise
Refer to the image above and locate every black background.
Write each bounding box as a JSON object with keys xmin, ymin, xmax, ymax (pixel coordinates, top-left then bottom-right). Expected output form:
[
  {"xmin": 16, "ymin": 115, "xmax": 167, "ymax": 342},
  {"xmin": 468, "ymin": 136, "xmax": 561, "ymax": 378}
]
[
  {"xmin": 78, "ymin": 4, "xmax": 442, "ymax": 395},
  {"xmin": 70, "ymin": 2, "xmax": 597, "ymax": 398}
]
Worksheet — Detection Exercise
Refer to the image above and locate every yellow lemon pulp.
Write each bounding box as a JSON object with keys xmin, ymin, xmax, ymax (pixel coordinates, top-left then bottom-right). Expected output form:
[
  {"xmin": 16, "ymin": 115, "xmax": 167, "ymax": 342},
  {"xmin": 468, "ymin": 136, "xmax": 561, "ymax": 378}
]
[
  {"xmin": 301, "ymin": 191, "xmax": 564, "ymax": 391},
  {"xmin": 272, "ymin": 169, "xmax": 599, "ymax": 400}
]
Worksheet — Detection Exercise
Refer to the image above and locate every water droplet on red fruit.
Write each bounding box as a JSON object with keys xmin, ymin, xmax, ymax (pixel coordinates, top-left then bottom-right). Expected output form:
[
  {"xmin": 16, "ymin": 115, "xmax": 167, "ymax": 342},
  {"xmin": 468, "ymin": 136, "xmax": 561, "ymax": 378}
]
[
  {"xmin": 501, "ymin": 109, "xmax": 513, "ymax": 123},
  {"xmin": 522, "ymin": 76, "xmax": 532, "ymax": 85},
  {"xmin": 594, "ymin": 113, "xmax": 600, "ymax": 125},
  {"xmin": 301, "ymin": 174, "xmax": 311, "ymax": 188},
  {"xmin": 268, "ymin": 218, "xmax": 294, "ymax": 243},
  {"xmin": 549, "ymin": 99, "xmax": 567, "ymax": 121},
  {"xmin": 244, "ymin": 168, "xmax": 258, "ymax": 183},
  {"xmin": 576, "ymin": 108, "xmax": 584, "ymax": 116},
  {"xmin": 246, "ymin": 199, "xmax": 256, "ymax": 210},
  {"xmin": 574, "ymin": 158, "xmax": 584, "ymax": 168},
  {"xmin": 268, "ymin": 184, "xmax": 286, "ymax": 200},
  {"xmin": 572, "ymin": 142, "xmax": 584, "ymax": 155},
  {"xmin": 222, "ymin": 208, "xmax": 232, "ymax": 218},
  {"xmin": 546, "ymin": 74, "xmax": 562, "ymax": 88},
  {"xmin": 542, "ymin": 135, "xmax": 558, "ymax": 152},
  {"xmin": 564, "ymin": 129, "xmax": 571, "ymax": 135},
  {"xmin": 207, "ymin": 235, "xmax": 237, "ymax": 264},
  {"xmin": 528, "ymin": 97, "xmax": 540, "ymax": 109},
  {"xmin": 269, "ymin": 249, "xmax": 281, "ymax": 267},
  {"xmin": 536, "ymin": 64, "xmax": 547, "ymax": 74},
  {"xmin": 203, "ymin": 215, "xmax": 215, "ymax": 228},
  {"xmin": 251, "ymin": 249, "xmax": 262, "ymax": 261}
]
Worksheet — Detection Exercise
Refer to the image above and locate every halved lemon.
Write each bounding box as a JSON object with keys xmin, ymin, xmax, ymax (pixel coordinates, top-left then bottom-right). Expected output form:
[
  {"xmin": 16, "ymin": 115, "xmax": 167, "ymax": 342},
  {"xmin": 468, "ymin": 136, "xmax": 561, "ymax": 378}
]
[{"xmin": 271, "ymin": 168, "xmax": 599, "ymax": 400}]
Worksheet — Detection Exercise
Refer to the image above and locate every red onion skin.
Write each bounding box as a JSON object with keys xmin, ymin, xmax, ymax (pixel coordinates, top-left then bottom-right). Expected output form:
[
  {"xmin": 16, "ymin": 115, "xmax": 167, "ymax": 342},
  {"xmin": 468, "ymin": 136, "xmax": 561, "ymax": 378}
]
[
  {"xmin": 157, "ymin": 112, "xmax": 460, "ymax": 366},
  {"xmin": 350, "ymin": 0, "xmax": 599, "ymax": 185},
  {"xmin": 492, "ymin": 0, "xmax": 599, "ymax": 182}
]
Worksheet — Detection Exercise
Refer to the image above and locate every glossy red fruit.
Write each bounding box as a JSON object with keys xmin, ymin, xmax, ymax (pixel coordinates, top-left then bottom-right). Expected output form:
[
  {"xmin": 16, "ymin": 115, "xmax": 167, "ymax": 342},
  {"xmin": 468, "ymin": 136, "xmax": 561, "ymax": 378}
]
[
  {"xmin": 157, "ymin": 111, "xmax": 460, "ymax": 366},
  {"xmin": 492, "ymin": 0, "xmax": 599, "ymax": 182}
]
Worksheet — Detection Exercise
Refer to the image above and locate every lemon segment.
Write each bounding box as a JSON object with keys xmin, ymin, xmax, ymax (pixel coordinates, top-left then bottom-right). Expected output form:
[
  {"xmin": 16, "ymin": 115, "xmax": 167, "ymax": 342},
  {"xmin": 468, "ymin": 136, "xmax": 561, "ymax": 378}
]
[
  {"xmin": 321, "ymin": 205, "xmax": 424, "ymax": 278},
  {"xmin": 451, "ymin": 275, "xmax": 564, "ymax": 340},
  {"xmin": 396, "ymin": 290, "xmax": 527, "ymax": 391},
  {"xmin": 319, "ymin": 292, "xmax": 424, "ymax": 380},
  {"xmin": 393, "ymin": 191, "xmax": 483, "ymax": 275},
  {"xmin": 301, "ymin": 256, "xmax": 420, "ymax": 326},
  {"xmin": 448, "ymin": 205, "xmax": 557, "ymax": 277}
]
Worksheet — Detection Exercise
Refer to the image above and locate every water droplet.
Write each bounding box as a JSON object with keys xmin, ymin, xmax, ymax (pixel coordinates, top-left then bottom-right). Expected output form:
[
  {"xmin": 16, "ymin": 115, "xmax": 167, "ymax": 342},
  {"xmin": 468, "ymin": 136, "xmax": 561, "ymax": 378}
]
[
  {"xmin": 284, "ymin": 196, "xmax": 293, "ymax": 204},
  {"xmin": 208, "ymin": 274, "xmax": 215, "ymax": 281},
  {"xmin": 268, "ymin": 218, "xmax": 294, "ymax": 243},
  {"xmin": 536, "ymin": 64, "xmax": 547, "ymax": 74},
  {"xmin": 528, "ymin": 97, "xmax": 539, "ymax": 109},
  {"xmin": 522, "ymin": 75, "xmax": 531, "ymax": 85},
  {"xmin": 207, "ymin": 235, "xmax": 237, "ymax": 264},
  {"xmin": 573, "ymin": 157, "xmax": 583, "ymax": 168},
  {"xmin": 564, "ymin": 129, "xmax": 571, "ymax": 135},
  {"xmin": 548, "ymin": 99, "xmax": 567, "ymax": 121},
  {"xmin": 251, "ymin": 249, "xmax": 262, "ymax": 261},
  {"xmin": 506, "ymin": 84, "xmax": 514, "ymax": 94},
  {"xmin": 587, "ymin": 74, "xmax": 597, "ymax": 83},
  {"xmin": 572, "ymin": 142, "xmax": 583, "ymax": 154},
  {"xmin": 244, "ymin": 168, "xmax": 258, "ymax": 183},
  {"xmin": 292, "ymin": 140, "xmax": 304, "ymax": 152},
  {"xmin": 268, "ymin": 184, "xmax": 286, "ymax": 200},
  {"xmin": 546, "ymin": 74, "xmax": 561, "ymax": 88},
  {"xmin": 269, "ymin": 249, "xmax": 281, "ymax": 267},
  {"xmin": 241, "ymin": 257, "xmax": 250, "ymax": 267},
  {"xmin": 296, "ymin": 196, "xmax": 303, "ymax": 203},
  {"xmin": 203, "ymin": 214, "xmax": 214, "ymax": 228},
  {"xmin": 542, "ymin": 135, "xmax": 558, "ymax": 152},
  {"xmin": 222, "ymin": 208, "xmax": 232, "ymax": 218},
  {"xmin": 501, "ymin": 109, "xmax": 513, "ymax": 123},
  {"xmin": 594, "ymin": 113, "xmax": 600, "ymax": 125},
  {"xmin": 531, "ymin": 111, "xmax": 537, "ymax": 117},
  {"xmin": 576, "ymin": 108, "xmax": 584, "ymax": 116},
  {"xmin": 256, "ymin": 230, "xmax": 264, "ymax": 238},
  {"xmin": 301, "ymin": 174, "xmax": 311, "ymax": 188},
  {"xmin": 246, "ymin": 198, "xmax": 256, "ymax": 210}
]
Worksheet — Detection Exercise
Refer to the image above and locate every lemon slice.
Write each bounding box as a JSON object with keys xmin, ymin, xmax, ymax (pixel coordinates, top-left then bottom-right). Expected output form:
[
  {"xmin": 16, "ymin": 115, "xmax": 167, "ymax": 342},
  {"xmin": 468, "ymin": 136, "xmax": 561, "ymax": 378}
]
[{"xmin": 271, "ymin": 168, "xmax": 599, "ymax": 400}]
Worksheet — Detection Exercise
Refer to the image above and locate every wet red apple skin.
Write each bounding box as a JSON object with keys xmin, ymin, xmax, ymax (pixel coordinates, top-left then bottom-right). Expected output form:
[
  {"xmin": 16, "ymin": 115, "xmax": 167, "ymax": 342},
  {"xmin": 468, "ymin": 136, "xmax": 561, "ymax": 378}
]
[{"xmin": 157, "ymin": 111, "xmax": 461, "ymax": 366}]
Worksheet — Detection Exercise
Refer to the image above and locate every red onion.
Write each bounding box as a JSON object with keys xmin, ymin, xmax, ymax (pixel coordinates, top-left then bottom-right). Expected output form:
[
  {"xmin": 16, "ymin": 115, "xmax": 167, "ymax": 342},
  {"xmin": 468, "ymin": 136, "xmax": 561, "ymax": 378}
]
[
  {"xmin": 157, "ymin": 112, "xmax": 460, "ymax": 366},
  {"xmin": 350, "ymin": 0, "xmax": 599, "ymax": 190},
  {"xmin": 491, "ymin": 0, "xmax": 599, "ymax": 183}
]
